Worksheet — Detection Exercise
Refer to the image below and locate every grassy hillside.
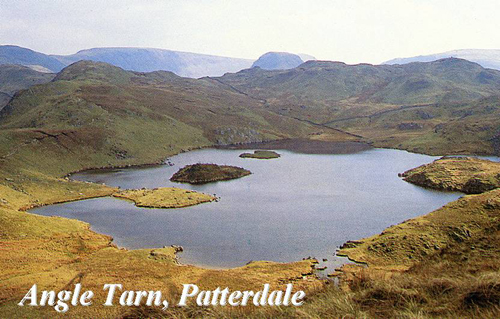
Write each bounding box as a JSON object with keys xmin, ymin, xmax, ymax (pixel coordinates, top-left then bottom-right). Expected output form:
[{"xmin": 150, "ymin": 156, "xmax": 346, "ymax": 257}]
[
  {"xmin": 0, "ymin": 61, "xmax": 324, "ymax": 178},
  {"xmin": 217, "ymin": 58, "xmax": 500, "ymax": 107},
  {"xmin": 216, "ymin": 58, "xmax": 500, "ymax": 155}
]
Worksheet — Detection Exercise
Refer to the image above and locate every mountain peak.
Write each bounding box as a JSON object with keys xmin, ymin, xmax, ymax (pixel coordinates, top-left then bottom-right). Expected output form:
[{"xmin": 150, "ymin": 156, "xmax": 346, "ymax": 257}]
[{"xmin": 251, "ymin": 52, "xmax": 304, "ymax": 70}]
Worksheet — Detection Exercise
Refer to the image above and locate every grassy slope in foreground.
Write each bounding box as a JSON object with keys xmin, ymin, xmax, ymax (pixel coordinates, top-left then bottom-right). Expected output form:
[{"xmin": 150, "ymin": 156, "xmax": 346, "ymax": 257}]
[
  {"xmin": 239, "ymin": 150, "xmax": 281, "ymax": 159},
  {"xmin": 170, "ymin": 163, "xmax": 251, "ymax": 184},
  {"xmin": 113, "ymin": 187, "xmax": 216, "ymax": 208},
  {"xmin": 402, "ymin": 156, "xmax": 500, "ymax": 194}
]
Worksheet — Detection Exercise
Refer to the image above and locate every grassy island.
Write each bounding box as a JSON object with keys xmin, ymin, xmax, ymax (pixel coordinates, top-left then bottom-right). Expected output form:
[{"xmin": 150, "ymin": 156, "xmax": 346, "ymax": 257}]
[
  {"xmin": 113, "ymin": 187, "xmax": 216, "ymax": 208},
  {"xmin": 239, "ymin": 150, "xmax": 281, "ymax": 159},
  {"xmin": 402, "ymin": 157, "xmax": 500, "ymax": 194},
  {"xmin": 170, "ymin": 163, "xmax": 251, "ymax": 184}
]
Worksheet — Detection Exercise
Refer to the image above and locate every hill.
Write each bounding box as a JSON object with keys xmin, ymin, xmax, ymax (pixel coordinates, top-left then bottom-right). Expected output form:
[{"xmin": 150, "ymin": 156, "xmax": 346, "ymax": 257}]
[
  {"xmin": 216, "ymin": 58, "xmax": 500, "ymax": 155},
  {"xmin": 0, "ymin": 64, "xmax": 55, "ymax": 96},
  {"xmin": 251, "ymin": 52, "xmax": 304, "ymax": 70},
  {"xmin": 0, "ymin": 45, "xmax": 66, "ymax": 72},
  {"xmin": 385, "ymin": 49, "xmax": 500, "ymax": 70},
  {"xmin": 0, "ymin": 60, "xmax": 325, "ymax": 179}
]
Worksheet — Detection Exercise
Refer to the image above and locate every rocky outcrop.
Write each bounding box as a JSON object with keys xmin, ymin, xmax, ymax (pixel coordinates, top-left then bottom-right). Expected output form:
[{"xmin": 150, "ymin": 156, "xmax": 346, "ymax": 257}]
[
  {"xmin": 170, "ymin": 163, "xmax": 251, "ymax": 184},
  {"xmin": 401, "ymin": 157, "xmax": 500, "ymax": 194}
]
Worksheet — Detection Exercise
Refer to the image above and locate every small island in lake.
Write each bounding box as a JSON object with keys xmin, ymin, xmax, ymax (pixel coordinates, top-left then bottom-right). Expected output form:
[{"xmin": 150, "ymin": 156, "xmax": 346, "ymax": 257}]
[
  {"xmin": 239, "ymin": 150, "xmax": 281, "ymax": 159},
  {"xmin": 170, "ymin": 163, "xmax": 251, "ymax": 184},
  {"xmin": 401, "ymin": 157, "xmax": 500, "ymax": 194},
  {"xmin": 113, "ymin": 187, "xmax": 215, "ymax": 208}
]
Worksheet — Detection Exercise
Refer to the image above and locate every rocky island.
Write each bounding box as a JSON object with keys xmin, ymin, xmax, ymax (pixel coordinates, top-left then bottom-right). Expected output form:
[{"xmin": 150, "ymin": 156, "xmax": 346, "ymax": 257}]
[
  {"xmin": 170, "ymin": 163, "xmax": 251, "ymax": 184},
  {"xmin": 113, "ymin": 187, "xmax": 216, "ymax": 208},
  {"xmin": 239, "ymin": 150, "xmax": 281, "ymax": 159},
  {"xmin": 401, "ymin": 157, "xmax": 500, "ymax": 194}
]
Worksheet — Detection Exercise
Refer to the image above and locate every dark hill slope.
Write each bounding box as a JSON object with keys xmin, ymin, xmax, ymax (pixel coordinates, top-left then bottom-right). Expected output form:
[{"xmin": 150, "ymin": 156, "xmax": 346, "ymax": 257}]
[
  {"xmin": 0, "ymin": 64, "xmax": 55, "ymax": 96},
  {"xmin": 0, "ymin": 92, "xmax": 10, "ymax": 109}
]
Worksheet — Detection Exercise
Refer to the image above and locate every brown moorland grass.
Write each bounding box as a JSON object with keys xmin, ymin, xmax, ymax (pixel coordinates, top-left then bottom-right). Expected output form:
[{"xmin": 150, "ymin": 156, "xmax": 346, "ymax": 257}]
[
  {"xmin": 402, "ymin": 156, "xmax": 500, "ymax": 194},
  {"xmin": 113, "ymin": 187, "xmax": 216, "ymax": 208}
]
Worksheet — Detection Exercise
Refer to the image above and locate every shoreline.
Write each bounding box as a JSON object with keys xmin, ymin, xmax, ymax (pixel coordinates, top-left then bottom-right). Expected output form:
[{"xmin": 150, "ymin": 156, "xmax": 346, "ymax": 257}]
[{"xmin": 23, "ymin": 142, "xmax": 465, "ymax": 275}]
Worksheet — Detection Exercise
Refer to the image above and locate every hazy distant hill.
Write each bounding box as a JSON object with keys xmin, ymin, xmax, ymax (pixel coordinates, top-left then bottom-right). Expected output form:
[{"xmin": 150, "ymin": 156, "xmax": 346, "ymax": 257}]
[
  {"xmin": 0, "ymin": 45, "xmax": 319, "ymax": 78},
  {"xmin": 0, "ymin": 45, "xmax": 253, "ymax": 78},
  {"xmin": 251, "ymin": 52, "xmax": 304, "ymax": 70},
  {"xmin": 385, "ymin": 49, "xmax": 500, "ymax": 70},
  {"xmin": 0, "ymin": 45, "xmax": 66, "ymax": 72},
  {"xmin": 52, "ymin": 47, "xmax": 254, "ymax": 78}
]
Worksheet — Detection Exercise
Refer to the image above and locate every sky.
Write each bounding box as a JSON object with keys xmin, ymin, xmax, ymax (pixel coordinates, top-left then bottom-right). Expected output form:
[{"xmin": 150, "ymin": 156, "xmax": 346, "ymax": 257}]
[{"xmin": 0, "ymin": 0, "xmax": 499, "ymax": 64}]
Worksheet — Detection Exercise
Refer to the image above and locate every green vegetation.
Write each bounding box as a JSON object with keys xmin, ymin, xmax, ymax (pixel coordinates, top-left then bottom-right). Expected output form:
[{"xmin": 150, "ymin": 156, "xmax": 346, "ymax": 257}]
[
  {"xmin": 402, "ymin": 157, "xmax": 500, "ymax": 193},
  {"xmin": 239, "ymin": 150, "xmax": 281, "ymax": 159},
  {"xmin": 170, "ymin": 163, "xmax": 251, "ymax": 184},
  {"xmin": 216, "ymin": 58, "xmax": 500, "ymax": 156},
  {"xmin": 113, "ymin": 187, "xmax": 216, "ymax": 208}
]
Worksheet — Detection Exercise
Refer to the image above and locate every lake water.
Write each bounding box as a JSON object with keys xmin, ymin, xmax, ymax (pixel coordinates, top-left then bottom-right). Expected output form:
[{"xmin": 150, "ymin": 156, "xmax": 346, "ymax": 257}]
[{"xmin": 31, "ymin": 148, "xmax": 463, "ymax": 272}]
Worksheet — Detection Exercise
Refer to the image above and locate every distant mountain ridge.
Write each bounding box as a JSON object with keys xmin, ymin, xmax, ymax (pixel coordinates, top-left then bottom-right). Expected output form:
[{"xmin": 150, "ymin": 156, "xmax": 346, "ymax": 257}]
[
  {"xmin": 0, "ymin": 45, "xmax": 318, "ymax": 78},
  {"xmin": 0, "ymin": 45, "xmax": 66, "ymax": 72},
  {"xmin": 52, "ymin": 47, "xmax": 254, "ymax": 78},
  {"xmin": 385, "ymin": 49, "xmax": 500, "ymax": 70}
]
